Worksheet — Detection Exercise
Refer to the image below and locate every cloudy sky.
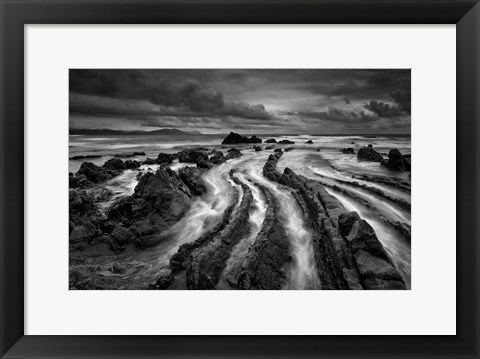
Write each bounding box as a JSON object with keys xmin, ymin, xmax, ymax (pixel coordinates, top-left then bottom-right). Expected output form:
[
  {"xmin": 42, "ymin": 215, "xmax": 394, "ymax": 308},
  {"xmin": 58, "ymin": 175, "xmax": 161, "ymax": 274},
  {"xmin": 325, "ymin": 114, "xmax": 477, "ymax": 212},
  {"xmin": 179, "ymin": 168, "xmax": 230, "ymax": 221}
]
[{"xmin": 69, "ymin": 69, "xmax": 411, "ymax": 134}]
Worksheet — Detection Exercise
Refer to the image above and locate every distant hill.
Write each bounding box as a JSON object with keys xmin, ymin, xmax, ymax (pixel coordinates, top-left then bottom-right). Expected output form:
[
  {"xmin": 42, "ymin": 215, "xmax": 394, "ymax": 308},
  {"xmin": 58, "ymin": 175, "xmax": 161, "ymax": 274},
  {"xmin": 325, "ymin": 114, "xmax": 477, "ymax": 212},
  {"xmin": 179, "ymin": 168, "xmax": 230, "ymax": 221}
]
[{"xmin": 70, "ymin": 128, "xmax": 203, "ymax": 136}]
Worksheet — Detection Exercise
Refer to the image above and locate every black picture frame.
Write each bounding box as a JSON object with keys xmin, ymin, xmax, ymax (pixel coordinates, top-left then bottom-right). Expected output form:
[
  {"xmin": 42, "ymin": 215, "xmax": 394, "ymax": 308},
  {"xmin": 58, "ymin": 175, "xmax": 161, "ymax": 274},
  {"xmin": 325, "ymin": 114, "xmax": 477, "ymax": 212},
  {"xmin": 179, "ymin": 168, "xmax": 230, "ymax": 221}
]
[{"xmin": 1, "ymin": 1, "xmax": 479, "ymax": 358}]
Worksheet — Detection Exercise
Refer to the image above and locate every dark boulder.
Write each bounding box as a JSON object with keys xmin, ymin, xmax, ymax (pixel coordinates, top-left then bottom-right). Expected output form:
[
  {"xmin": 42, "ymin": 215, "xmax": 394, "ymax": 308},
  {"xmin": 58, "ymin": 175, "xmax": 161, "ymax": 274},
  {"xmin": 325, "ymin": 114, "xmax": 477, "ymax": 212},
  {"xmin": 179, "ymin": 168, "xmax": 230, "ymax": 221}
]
[
  {"xmin": 209, "ymin": 151, "xmax": 226, "ymax": 165},
  {"xmin": 249, "ymin": 135, "xmax": 262, "ymax": 144},
  {"xmin": 177, "ymin": 149, "xmax": 206, "ymax": 163},
  {"xmin": 342, "ymin": 148, "xmax": 355, "ymax": 155},
  {"xmin": 285, "ymin": 147, "xmax": 294, "ymax": 152},
  {"xmin": 338, "ymin": 212, "xmax": 405, "ymax": 289},
  {"xmin": 254, "ymin": 146, "xmax": 263, "ymax": 152},
  {"xmin": 178, "ymin": 166, "xmax": 207, "ymax": 195},
  {"xmin": 157, "ymin": 152, "xmax": 174, "ymax": 165},
  {"xmin": 381, "ymin": 149, "xmax": 411, "ymax": 172},
  {"xmin": 69, "ymin": 173, "xmax": 91, "ymax": 189},
  {"xmin": 133, "ymin": 168, "xmax": 191, "ymax": 223},
  {"xmin": 305, "ymin": 140, "xmax": 314, "ymax": 144},
  {"xmin": 357, "ymin": 145, "xmax": 384, "ymax": 162},
  {"xmin": 106, "ymin": 167, "xmax": 192, "ymax": 248},
  {"xmin": 265, "ymin": 138, "xmax": 277, "ymax": 143},
  {"xmin": 274, "ymin": 148, "xmax": 283, "ymax": 153},
  {"xmin": 142, "ymin": 157, "xmax": 157, "ymax": 165},
  {"xmin": 125, "ymin": 160, "xmax": 141, "ymax": 169},
  {"xmin": 196, "ymin": 159, "xmax": 213, "ymax": 169},
  {"xmin": 103, "ymin": 158, "xmax": 126, "ymax": 171},
  {"xmin": 266, "ymin": 145, "xmax": 275, "ymax": 150},
  {"xmin": 77, "ymin": 162, "xmax": 108, "ymax": 183}
]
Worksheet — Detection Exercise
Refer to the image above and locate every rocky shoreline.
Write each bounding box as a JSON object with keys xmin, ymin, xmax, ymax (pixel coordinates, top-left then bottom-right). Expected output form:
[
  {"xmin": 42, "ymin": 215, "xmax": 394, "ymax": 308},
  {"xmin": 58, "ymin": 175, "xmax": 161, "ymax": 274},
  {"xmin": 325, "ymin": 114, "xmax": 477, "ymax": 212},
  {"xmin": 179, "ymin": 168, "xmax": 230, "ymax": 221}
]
[{"xmin": 69, "ymin": 132, "xmax": 410, "ymax": 290}]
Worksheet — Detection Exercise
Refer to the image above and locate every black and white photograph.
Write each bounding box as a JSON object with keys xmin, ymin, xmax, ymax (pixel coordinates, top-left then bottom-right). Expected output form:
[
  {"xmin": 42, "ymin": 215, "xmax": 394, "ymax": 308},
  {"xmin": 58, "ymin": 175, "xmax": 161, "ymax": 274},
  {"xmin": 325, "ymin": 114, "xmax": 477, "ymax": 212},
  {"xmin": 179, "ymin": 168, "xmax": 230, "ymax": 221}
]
[{"xmin": 69, "ymin": 69, "xmax": 411, "ymax": 290}]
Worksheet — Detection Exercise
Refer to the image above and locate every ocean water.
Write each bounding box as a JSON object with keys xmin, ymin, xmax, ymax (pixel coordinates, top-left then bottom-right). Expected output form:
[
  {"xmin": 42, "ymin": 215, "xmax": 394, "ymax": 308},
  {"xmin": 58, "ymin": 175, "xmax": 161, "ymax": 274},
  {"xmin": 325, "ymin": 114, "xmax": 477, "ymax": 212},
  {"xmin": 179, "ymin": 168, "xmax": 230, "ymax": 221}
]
[{"xmin": 69, "ymin": 134, "xmax": 411, "ymax": 289}]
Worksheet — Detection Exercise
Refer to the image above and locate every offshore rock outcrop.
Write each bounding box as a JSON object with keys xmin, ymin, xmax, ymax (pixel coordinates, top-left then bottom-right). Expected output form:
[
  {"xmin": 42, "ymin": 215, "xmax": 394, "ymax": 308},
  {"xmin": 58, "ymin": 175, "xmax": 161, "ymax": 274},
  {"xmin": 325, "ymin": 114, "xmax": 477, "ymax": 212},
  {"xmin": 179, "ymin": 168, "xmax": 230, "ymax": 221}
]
[
  {"xmin": 114, "ymin": 151, "xmax": 146, "ymax": 158},
  {"xmin": 357, "ymin": 144, "xmax": 384, "ymax": 162},
  {"xmin": 262, "ymin": 151, "xmax": 405, "ymax": 289},
  {"xmin": 381, "ymin": 149, "xmax": 411, "ymax": 172},
  {"xmin": 237, "ymin": 185, "xmax": 292, "ymax": 290},
  {"xmin": 222, "ymin": 132, "xmax": 262, "ymax": 144},
  {"xmin": 342, "ymin": 148, "xmax": 355, "ymax": 154},
  {"xmin": 157, "ymin": 153, "xmax": 175, "ymax": 165},
  {"xmin": 185, "ymin": 171, "xmax": 254, "ymax": 289}
]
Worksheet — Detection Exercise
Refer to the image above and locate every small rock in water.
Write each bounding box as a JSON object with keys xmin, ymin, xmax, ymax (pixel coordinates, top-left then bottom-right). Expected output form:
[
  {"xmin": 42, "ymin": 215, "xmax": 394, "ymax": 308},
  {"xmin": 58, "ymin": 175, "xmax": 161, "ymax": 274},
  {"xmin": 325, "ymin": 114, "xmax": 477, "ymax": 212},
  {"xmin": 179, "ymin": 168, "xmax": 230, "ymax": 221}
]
[
  {"xmin": 381, "ymin": 149, "xmax": 411, "ymax": 171},
  {"xmin": 342, "ymin": 148, "xmax": 355, "ymax": 155},
  {"xmin": 357, "ymin": 145, "xmax": 383, "ymax": 162}
]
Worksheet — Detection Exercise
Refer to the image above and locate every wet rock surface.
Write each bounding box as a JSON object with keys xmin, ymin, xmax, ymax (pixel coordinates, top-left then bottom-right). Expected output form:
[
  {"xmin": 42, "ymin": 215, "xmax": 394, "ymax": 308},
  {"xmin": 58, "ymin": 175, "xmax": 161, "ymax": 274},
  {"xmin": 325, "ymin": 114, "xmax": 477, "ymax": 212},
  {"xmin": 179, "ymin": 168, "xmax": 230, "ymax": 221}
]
[
  {"xmin": 178, "ymin": 166, "xmax": 208, "ymax": 195},
  {"xmin": 338, "ymin": 212, "xmax": 405, "ymax": 289},
  {"xmin": 169, "ymin": 187, "xmax": 241, "ymax": 274},
  {"xmin": 381, "ymin": 149, "xmax": 411, "ymax": 172},
  {"xmin": 261, "ymin": 150, "xmax": 405, "ymax": 290},
  {"xmin": 357, "ymin": 145, "xmax": 384, "ymax": 162},
  {"xmin": 69, "ymin": 190, "xmax": 105, "ymax": 251},
  {"xmin": 238, "ymin": 185, "xmax": 291, "ymax": 290},
  {"xmin": 70, "ymin": 134, "xmax": 410, "ymax": 291},
  {"xmin": 186, "ymin": 171, "xmax": 254, "ymax": 289}
]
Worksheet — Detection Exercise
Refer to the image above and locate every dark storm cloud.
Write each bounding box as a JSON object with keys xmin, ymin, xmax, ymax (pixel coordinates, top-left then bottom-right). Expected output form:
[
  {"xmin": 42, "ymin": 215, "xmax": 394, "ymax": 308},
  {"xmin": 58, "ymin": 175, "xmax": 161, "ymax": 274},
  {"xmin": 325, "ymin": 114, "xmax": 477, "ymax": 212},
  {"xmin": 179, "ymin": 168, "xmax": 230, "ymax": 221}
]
[
  {"xmin": 69, "ymin": 69, "xmax": 411, "ymax": 134},
  {"xmin": 390, "ymin": 90, "xmax": 411, "ymax": 114},
  {"xmin": 364, "ymin": 100, "xmax": 404, "ymax": 118},
  {"xmin": 70, "ymin": 70, "xmax": 274, "ymax": 121},
  {"xmin": 288, "ymin": 107, "xmax": 378, "ymax": 124}
]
